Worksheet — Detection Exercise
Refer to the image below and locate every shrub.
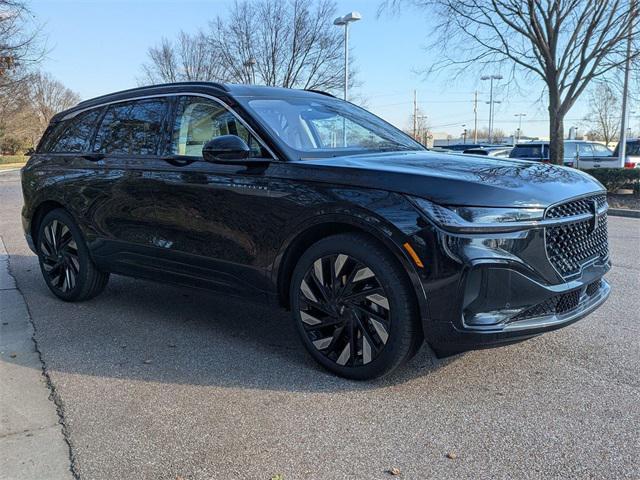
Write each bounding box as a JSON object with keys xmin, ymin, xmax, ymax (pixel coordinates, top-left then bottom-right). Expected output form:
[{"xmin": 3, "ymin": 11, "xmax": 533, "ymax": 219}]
[{"xmin": 583, "ymin": 168, "xmax": 640, "ymax": 195}]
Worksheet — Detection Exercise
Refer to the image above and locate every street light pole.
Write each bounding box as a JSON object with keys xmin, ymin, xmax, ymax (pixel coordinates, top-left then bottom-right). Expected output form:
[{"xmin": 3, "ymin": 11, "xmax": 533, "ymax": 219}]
[
  {"xmin": 618, "ymin": 1, "xmax": 635, "ymax": 168},
  {"xmin": 334, "ymin": 11, "xmax": 361, "ymax": 101},
  {"xmin": 473, "ymin": 90, "xmax": 478, "ymax": 143},
  {"xmin": 481, "ymin": 74, "xmax": 503, "ymax": 142},
  {"xmin": 514, "ymin": 113, "xmax": 526, "ymax": 144},
  {"xmin": 334, "ymin": 11, "xmax": 361, "ymax": 147}
]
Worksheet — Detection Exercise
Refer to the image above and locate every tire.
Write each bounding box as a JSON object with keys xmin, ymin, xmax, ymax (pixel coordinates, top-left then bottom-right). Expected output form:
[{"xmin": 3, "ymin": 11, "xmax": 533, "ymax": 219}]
[
  {"xmin": 290, "ymin": 233, "xmax": 423, "ymax": 380},
  {"xmin": 36, "ymin": 209, "xmax": 109, "ymax": 302}
]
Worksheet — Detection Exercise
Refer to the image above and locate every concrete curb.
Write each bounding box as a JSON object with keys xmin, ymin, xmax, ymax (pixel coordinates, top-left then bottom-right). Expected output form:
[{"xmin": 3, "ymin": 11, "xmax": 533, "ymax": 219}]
[
  {"xmin": 0, "ymin": 237, "xmax": 74, "ymax": 480},
  {"xmin": 608, "ymin": 208, "xmax": 640, "ymax": 218}
]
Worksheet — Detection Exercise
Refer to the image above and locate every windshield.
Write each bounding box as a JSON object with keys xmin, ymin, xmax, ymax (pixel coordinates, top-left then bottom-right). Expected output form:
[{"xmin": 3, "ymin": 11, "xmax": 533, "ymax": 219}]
[{"xmin": 244, "ymin": 97, "xmax": 424, "ymax": 158}]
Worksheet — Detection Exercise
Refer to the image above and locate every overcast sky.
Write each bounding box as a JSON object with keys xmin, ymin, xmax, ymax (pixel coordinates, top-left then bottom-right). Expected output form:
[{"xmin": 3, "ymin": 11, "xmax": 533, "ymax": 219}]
[{"xmin": 30, "ymin": 0, "xmax": 636, "ymax": 139}]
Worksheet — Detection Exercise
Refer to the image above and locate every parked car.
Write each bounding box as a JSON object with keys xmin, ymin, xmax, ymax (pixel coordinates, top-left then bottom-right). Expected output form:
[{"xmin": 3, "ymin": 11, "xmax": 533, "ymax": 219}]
[
  {"xmin": 462, "ymin": 146, "xmax": 513, "ymax": 157},
  {"xmin": 509, "ymin": 140, "xmax": 614, "ymax": 168},
  {"xmin": 612, "ymin": 139, "xmax": 640, "ymax": 168},
  {"xmin": 21, "ymin": 82, "xmax": 610, "ymax": 379}
]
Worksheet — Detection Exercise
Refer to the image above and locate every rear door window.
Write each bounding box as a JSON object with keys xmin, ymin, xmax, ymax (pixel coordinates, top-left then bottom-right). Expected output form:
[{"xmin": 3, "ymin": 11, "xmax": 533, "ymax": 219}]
[
  {"xmin": 94, "ymin": 98, "xmax": 169, "ymax": 155},
  {"xmin": 42, "ymin": 109, "xmax": 102, "ymax": 153},
  {"xmin": 591, "ymin": 143, "xmax": 613, "ymax": 157}
]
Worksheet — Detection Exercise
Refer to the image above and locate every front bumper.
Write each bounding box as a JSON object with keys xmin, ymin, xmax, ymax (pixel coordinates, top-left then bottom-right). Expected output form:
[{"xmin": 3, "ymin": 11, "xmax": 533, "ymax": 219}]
[
  {"xmin": 428, "ymin": 276, "xmax": 610, "ymax": 356},
  {"xmin": 407, "ymin": 209, "xmax": 611, "ymax": 356}
]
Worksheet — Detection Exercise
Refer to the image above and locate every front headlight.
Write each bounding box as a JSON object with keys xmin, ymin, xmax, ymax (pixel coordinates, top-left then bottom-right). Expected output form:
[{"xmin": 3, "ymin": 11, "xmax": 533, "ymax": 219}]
[{"xmin": 409, "ymin": 196, "xmax": 545, "ymax": 233}]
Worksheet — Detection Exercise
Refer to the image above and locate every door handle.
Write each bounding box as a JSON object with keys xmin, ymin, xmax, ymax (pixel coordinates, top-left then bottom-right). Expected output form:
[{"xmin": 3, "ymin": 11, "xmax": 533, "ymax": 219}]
[
  {"xmin": 82, "ymin": 153, "xmax": 104, "ymax": 161},
  {"xmin": 161, "ymin": 155, "xmax": 197, "ymax": 166}
]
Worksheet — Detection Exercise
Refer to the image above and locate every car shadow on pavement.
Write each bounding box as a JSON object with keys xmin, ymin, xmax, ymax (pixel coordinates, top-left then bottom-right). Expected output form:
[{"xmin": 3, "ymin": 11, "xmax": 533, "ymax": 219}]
[{"xmin": 5, "ymin": 254, "xmax": 458, "ymax": 393}]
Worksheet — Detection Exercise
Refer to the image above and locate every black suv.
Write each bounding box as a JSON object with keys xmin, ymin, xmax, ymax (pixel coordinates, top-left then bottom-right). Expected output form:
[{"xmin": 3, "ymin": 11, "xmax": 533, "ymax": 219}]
[{"xmin": 21, "ymin": 83, "xmax": 611, "ymax": 379}]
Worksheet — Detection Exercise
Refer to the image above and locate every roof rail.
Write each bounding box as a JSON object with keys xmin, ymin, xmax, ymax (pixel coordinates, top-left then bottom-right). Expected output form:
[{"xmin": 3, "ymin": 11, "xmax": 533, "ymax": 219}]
[
  {"xmin": 304, "ymin": 89, "xmax": 336, "ymax": 98},
  {"xmin": 76, "ymin": 81, "xmax": 229, "ymax": 107}
]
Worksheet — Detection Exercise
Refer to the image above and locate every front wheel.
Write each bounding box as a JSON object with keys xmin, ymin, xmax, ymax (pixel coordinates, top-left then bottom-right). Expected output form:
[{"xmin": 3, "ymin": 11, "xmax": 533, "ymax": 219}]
[
  {"xmin": 36, "ymin": 209, "xmax": 109, "ymax": 302},
  {"xmin": 290, "ymin": 233, "xmax": 422, "ymax": 380}
]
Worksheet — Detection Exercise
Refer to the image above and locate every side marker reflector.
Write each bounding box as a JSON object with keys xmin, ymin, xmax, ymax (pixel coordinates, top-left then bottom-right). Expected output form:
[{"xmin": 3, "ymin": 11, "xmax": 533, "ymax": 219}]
[{"xmin": 403, "ymin": 242, "xmax": 425, "ymax": 268}]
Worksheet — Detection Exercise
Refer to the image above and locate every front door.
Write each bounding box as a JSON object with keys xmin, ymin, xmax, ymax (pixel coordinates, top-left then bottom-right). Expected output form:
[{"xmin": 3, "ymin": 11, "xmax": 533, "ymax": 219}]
[{"xmin": 144, "ymin": 95, "xmax": 281, "ymax": 298}]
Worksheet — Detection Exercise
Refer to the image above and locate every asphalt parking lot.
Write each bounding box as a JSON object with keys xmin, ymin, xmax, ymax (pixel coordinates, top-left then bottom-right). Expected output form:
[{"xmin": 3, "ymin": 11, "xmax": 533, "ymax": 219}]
[{"xmin": 1, "ymin": 168, "xmax": 639, "ymax": 479}]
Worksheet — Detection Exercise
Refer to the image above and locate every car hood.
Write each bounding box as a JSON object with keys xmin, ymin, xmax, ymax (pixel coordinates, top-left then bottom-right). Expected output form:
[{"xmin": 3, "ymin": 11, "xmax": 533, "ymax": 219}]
[{"xmin": 280, "ymin": 151, "xmax": 604, "ymax": 208}]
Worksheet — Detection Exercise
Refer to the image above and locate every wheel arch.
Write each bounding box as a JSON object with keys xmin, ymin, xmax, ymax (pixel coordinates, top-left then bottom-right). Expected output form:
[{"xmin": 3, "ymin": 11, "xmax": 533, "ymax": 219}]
[
  {"xmin": 274, "ymin": 215, "xmax": 430, "ymax": 329},
  {"xmin": 30, "ymin": 200, "xmax": 66, "ymax": 245}
]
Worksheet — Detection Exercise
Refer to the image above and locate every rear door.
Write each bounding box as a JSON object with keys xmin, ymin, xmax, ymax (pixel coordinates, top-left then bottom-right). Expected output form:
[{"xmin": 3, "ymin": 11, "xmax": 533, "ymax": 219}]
[
  {"xmin": 577, "ymin": 142, "xmax": 615, "ymax": 170},
  {"xmin": 70, "ymin": 97, "xmax": 171, "ymax": 276},
  {"xmin": 589, "ymin": 143, "xmax": 616, "ymax": 169}
]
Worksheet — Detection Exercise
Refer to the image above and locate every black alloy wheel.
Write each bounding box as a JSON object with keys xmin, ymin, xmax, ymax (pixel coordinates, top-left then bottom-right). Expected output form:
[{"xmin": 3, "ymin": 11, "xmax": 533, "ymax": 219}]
[
  {"xmin": 37, "ymin": 209, "xmax": 109, "ymax": 301},
  {"xmin": 39, "ymin": 218, "xmax": 80, "ymax": 293},
  {"xmin": 298, "ymin": 253, "xmax": 390, "ymax": 367},
  {"xmin": 291, "ymin": 233, "xmax": 422, "ymax": 379}
]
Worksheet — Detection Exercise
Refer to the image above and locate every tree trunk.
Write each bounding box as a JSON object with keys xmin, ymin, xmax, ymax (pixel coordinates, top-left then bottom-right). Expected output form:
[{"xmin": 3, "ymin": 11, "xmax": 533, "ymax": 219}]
[{"xmin": 548, "ymin": 92, "xmax": 565, "ymax": 165}]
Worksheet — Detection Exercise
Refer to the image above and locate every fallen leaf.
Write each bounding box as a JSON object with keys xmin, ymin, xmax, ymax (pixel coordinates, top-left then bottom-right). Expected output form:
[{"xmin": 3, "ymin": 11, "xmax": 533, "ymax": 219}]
[
  {"xmin": 387, "ymin": 467, "xmax": 401, "ymax": 476},
  {"xmin": 271, "ymin": 475, "xmax": 284, "ymax": 480},
  {"xmin": 446, "ymin": 452, "xmax": 457, "ymax": 460}
]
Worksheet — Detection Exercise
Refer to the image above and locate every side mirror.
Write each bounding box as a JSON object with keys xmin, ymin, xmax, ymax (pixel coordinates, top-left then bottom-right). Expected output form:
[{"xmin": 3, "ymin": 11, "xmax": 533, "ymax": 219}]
[{"xmin": 202, "ymin": 135, "xmax": 251, "ymax": 164}]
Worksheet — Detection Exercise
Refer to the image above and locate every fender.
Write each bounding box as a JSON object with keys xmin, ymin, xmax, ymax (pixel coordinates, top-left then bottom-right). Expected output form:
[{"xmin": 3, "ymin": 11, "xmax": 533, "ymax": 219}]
[{"xmin": 271, "ymin": 205, "xmax": 431, "ymax": 329}]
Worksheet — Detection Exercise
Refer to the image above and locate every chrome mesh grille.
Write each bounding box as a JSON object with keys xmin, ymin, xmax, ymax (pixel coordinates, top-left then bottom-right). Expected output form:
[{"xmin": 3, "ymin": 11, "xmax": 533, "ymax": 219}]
[{"xmin": 545, "ymin": 194, "xmax": 609, "ymax": 278}]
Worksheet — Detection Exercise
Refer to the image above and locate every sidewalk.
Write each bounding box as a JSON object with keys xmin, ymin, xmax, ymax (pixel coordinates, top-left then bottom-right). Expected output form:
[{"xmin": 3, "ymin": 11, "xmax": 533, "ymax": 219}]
[{"xmin": 0, "ymin": 237, "xmax": 72, "ymax": 480}]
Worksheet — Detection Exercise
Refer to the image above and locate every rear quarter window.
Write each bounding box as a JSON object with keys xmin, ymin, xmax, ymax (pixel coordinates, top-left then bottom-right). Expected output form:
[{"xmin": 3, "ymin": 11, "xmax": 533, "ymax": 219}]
[
  {"xmin": 40, "ymin": 109, "xmax": 102, "ymax": 153},
  {"xmin": 627, "ymin": 141, "xmax": 640, "ymax": 156}
]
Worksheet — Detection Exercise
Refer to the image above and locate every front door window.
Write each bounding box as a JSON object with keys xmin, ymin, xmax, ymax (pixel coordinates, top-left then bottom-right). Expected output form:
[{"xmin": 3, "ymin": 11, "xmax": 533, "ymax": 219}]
[{"xmin": 170, "ymin": 97, "xmax": 263, "ymax": 157}]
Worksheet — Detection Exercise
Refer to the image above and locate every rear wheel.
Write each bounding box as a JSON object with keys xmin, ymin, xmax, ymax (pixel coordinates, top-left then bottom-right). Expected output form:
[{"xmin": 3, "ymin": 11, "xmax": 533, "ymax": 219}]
[
  {"xmin": 290, "ymin": 233, "xmax": 422, "ymax": 380},
  {"xmin": 37, "ymin": 209, "xmax": 109, "ymax": 301}
]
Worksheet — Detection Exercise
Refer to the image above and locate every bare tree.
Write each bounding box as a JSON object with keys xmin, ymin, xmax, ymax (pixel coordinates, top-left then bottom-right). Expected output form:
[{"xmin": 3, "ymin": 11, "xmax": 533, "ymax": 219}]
[
  {"xmin": 583, "ymin": 82, "xmax": 620, "ymax": 146},
  {"xmin": 140, "ymin": 31, "xmax": 227, "ymax": 84},
  {"xmin": 385, "ymin": 0, "xmax": 639, "ymax": 164},
  {"xmin": 208, "ymin": 0, "xmax": 346, "ymax": 90},
  {"xmin": 140, "ymin": 0, "xmax": 350, "ymax": 93},
  {"xmin": 0, "ymin": 1, "xmax": 44, "ymax": 87},
  {"xmin": 467, "ymin": 127, "xmax": 507, "ymax": 144},
  {"xmin": 0, "ymin": 72, "xmax": 80, "ymax": 153},
  {"xmin": 30, "ymin": 72, "xmax": 80, "ymax": 133}
]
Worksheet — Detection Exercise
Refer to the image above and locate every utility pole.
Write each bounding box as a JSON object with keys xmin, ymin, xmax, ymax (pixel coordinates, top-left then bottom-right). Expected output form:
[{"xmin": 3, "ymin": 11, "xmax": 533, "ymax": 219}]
[
  {"xmin": 618, "ymin": 1, "xmax": 635, "ymax": 167},
  {"xmin": 413, "ymin": 90, "xmax": 417, "ymax": 140},
  {"xmin": 481, "ymin": 75, "xmax": 502, "ymax": 142},
  {"xmin": 473, "ymin": 90, "xmax": 478, "ymax": 143}
]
